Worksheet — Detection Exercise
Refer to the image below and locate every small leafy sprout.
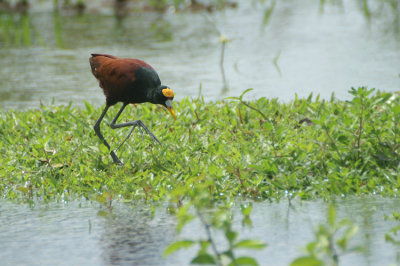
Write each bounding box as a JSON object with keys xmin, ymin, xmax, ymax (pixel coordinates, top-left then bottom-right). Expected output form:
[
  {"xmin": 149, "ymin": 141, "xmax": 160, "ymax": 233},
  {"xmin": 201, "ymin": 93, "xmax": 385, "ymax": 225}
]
[
  {"xmin": 240, "ymin": 203, "xmax": 253, "ymax": 227},
  {"xmin": 385, "ymin": 211, "xmax": 400, "ymax": 262},
  {"xmin": 290, "ymin": 205, "xmax": 362, "ymax": 266},
  {"xmin": 226, "ymin": 88, "xmax": 269, "ymax": 121},
  {"xmin": 164, "ymin": 201, "xmax": 266, "ymax": 265}
]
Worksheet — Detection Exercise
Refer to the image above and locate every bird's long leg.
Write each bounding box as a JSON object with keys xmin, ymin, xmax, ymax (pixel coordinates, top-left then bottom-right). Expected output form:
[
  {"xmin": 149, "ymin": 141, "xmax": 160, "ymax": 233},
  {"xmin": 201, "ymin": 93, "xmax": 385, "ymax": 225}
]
[
  {"xmin": 93, "ymin": 105, "xmax": 122, "ymax": 165},
  {"xmin": 110, "ymin": 103, "xmax": 161, "ymax": 145}
]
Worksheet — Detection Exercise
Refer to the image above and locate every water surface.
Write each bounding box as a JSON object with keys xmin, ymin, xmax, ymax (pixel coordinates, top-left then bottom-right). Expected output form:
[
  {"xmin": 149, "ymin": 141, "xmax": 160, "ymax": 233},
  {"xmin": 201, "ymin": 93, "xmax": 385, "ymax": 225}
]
[
  {"xmin": 1, "ymin": 197, "xmax": 399, "ymax": 265},
  {"xmin": 0, "ymin": 0, "xmax": 399, "ymax": 109}
]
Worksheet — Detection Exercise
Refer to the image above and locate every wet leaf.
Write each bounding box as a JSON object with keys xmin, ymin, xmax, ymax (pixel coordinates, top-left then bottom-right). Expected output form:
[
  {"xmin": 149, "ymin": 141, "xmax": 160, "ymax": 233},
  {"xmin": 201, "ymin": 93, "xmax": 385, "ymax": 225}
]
[
  {"xmin": 290, "ymin": 257, "xmax": 323, "ymax": 266},
  {"xmin": 97, "ymin": 210, "xmax": 110, "ymax": 218},
  {"xmin": 163, "ymin": 240, "xmax": 195, "ymax": 256},
  {"xmin": 232, "ymin": 256, "xmax": 258, "ymax": 266},
  {"xmin": 16, "ymin": 186, "xmax": 28, "ymax": 194},
  {"xmin": 96, "ymin": 195, "xmax": 107, "ymax": 204},
  {"xmin": 191, "ymin": 254, "xmax": 216, "ymax": 264},
  {"xmin": 234, "ymin": 239, "xmax": 266, "ymax": 249}
]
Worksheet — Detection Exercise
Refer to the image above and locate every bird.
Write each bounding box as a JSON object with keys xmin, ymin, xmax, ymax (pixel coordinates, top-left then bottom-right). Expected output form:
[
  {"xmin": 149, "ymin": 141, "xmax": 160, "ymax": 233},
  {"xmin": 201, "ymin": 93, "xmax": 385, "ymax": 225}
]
[{"xmin": 89, "ymin": 53, "xmax": 176, "ymax": 165}]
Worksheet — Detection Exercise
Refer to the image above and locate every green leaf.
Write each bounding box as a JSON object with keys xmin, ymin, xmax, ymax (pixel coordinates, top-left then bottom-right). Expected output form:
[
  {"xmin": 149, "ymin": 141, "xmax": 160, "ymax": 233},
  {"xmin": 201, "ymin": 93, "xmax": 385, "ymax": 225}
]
[
  {"xmin": 240, "ymin": 203, "xmax": 253, "ymax": 216},
  {"xmin": 83, "ymin": 100, "xmax": 94, "ymax": 114},
  {"xmin": 176, "ymin": 203, "xmax": 195, "ymax": 233},
  {"xmin": 232, "ymin": 256, "xmax": 258, "ymax": 266},
  {"xmin": 96, "ymin": 194, "xmax": 107, "ymax": 204},
  {"xmin": 225, "ymin": 89, "xmax": 254, "ymax": 101},
  {"xmin": 16, "ymin": 186, "xmax": 28, "ymax": 194},
  {"xmin": 99, "ymin": 144, "xmax": 109, "ymax": 154},
  {"xmin": 290, "ymin": 257, "xmax": 324, "ymax": 266},
  {"xmin": 392, "ymin": 104, "xmax": 400, "ymax": 114},
  {"xmin": 234, "ymin": 239, "xmax": 267, "ymax": 250},
  {"xmin": 226, "ymin": 230, "xmax": 238, "ymax": 243},
  {"xmin": 88, "ymin": 145, "xmax": 99, "ymax": 152},
  {"xmin": 97, "ymin": 210, "xmax": 110, "ymax": 218},
  {"xmin": 225, "ymin": 96, "xmax": 240, "ymax": 100},
  {"xmin": 239, "ymin": 88, "xmax": 254, "ymax": 99},
  {"xmin": 389, "ymin": 225, "xmax": 400, "ymax": 233},
  {"xmin": 262, "ymin": 1, "xmax": 276, "ymax": 27},
  {"xmin": 305, "ymin": 242, "xmax": 317, "ymax": 253},
  {"xmin": 199, "ymin": 240, "xmax": 210, "ymax": 253},
  {"xmin": 343, "ymin": 225, "xmax": 358, "ymax": 242},
  {"xmin": 242, "ymin": 217, "xmax": 253, "ymax": 227},
  {"xmin": 163, "ymin": 240, "xmax": 195, "ymax": 257},
  {"xmin": 191, "ymin": 254, "xmax": 216, "ymax": 264}
]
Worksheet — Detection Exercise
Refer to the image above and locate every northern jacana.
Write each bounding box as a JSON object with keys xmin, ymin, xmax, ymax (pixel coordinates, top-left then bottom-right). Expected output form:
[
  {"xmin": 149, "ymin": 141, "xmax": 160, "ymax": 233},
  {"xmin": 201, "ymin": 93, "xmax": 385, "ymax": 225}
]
[{"xmin": 89, "ymin": 53, "xmax": 176, "ymax": 165}]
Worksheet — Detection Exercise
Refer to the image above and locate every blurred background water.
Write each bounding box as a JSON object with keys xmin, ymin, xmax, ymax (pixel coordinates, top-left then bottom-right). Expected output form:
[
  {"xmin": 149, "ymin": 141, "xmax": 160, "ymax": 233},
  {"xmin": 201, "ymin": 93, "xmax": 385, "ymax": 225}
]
[{"xmin": 0, "ymin": 0, "xmax": 399, "ymax": 109}]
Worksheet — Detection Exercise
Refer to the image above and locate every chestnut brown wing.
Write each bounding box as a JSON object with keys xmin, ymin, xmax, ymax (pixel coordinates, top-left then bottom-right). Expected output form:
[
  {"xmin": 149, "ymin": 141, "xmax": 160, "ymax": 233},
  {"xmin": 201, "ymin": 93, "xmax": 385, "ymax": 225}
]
[{"xmin": 90, "ymin": 54, "xmax": 153, "ymax": 105}]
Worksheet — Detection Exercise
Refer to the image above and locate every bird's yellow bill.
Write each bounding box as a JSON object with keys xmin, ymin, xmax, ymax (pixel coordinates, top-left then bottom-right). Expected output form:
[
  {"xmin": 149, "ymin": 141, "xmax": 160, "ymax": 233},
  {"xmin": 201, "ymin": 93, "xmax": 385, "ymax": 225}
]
[{"xmin": 168, "ymin": 107, "xmax": 176, "ymax": 120}]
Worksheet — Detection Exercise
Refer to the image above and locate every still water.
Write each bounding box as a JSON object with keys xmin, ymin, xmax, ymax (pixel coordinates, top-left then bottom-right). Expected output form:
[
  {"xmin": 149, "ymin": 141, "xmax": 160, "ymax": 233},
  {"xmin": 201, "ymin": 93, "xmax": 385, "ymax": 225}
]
[
  {"xmin": 1, "ymin": 197, "xmax": 399, "ymax": 265},
  {"xmin": 0, "ymin": 0, "xmax": 399, "ymax": 109}
]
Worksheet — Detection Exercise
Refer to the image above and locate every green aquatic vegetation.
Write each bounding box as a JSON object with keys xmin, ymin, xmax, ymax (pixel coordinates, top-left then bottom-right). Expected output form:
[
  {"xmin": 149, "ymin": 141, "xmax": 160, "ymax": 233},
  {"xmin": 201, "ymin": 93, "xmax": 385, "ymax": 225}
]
[
  {"xmin": 0, "ymin": 87, "xmax": 398, "ymax": 264},
  {"xmin": 290, "ymin": 205, "xmax": 362, "ymax": 266},
  {"xmin": 385, "ymin": 211, "xmax": 400, "ymax": 262},
  {"xmin": 0, "ymin": 87, "xmax": 399, "ymax": 203},
  {"xmin": 0, "ymin": 13, "xmax": 40, "ymax": 47},
  {"xmin": 164, "ymin": 188, "xmax": 266, "ymax": 265}
]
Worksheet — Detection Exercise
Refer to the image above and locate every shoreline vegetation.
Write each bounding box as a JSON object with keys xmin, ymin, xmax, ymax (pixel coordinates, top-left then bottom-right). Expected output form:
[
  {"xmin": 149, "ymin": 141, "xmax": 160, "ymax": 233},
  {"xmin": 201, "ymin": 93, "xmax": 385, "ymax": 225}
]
[
  {"xmin": 1, "ymin": 87, "xmax": 399, "ymax": 203},
  {"xmin": 1, "ymin": 87, "xmax": 399, "ymax": 265}
]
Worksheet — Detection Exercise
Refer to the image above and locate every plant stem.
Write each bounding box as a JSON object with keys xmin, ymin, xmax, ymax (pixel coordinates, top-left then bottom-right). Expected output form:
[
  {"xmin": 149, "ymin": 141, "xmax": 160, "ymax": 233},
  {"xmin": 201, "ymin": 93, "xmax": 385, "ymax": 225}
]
[
  {"xmin": 220, "ymin": 41, "xmax": 228, "ymax": 91},
  {"xmin": 324, "ymin": 127, "xmax": 344, "ymax": 163},
  {"xmin": 196, "ymin": 209, "xmax": 222, "ymax": 266},
  {"xmin": 240, "ymin": 100, "xmax": 268, "ymax": 120},
  {"xmin": 356, "ymin": 98, "xmax": 365, "ymax": 161},
  {"xmin": 329, "ymin": 233, "xmax": 339, "ymax": 265}
]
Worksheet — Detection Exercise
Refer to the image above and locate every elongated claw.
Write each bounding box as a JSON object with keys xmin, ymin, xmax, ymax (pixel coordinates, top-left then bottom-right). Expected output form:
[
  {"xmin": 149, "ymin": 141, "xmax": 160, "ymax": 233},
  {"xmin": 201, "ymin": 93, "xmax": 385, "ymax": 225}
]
[
  {"xmin": 137, "ymin": 121, "xmax": 161, "ymax": 144},
  {"xmin": 115, "ymin": 124, "xmax": 137, "ymax": 152},
  {"xmin": 114, "ymin": 120, "xmax": 161, "ymax": 153},
  {"xmin": 138, "ymin": 126, "xmax": 145, "ymax": 141}
]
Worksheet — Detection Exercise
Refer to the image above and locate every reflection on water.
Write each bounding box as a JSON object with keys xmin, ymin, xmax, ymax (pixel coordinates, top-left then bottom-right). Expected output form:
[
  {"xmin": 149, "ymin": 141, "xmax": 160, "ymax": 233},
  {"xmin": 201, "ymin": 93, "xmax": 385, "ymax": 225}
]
[
  {"xmin": 100, "ymin": 206, "xmax": 178, "ymax": 265},
  {"xmin": 0, "ymin": 197, "xmax": 399, "ymax": 265},
  {"xmin": 0, "ymin": 0, "xmax": 399, "ymax": 110}
]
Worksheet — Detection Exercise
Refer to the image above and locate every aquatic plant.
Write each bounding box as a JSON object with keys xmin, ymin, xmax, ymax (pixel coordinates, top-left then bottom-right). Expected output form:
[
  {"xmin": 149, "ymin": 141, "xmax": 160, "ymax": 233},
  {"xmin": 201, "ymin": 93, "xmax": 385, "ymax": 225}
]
[
  {"xmin": 164, "ymin": 190, "xmax": 266, "ymax": 265},
  {"xmin": 290, "ymin": 205, "xmax": 363, "ymax": 266},
  {"xmin": 0, "ymin": 87, "xmax": 398, "ymax": 264},
  {"xmin": 0, "ymin": 87, "xmax": 399, "ymax": 203},
  {"xmin": 385, "ymin": 211, "xmax": 400, "ymax": 263}
]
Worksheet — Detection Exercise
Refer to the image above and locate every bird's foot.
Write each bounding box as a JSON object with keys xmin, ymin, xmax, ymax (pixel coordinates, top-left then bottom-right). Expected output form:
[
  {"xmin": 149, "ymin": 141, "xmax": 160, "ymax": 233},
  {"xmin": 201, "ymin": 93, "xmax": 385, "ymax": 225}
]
[
  {"xmin": 115, "ymin": 125, "xmax": 137, "ymax": 152},
  {"xmin": 110, "ymin": 151, "xmax": 123, "ymax": 165},
  {"xmin": 137, "ymin": 121, "xmax": 161, "ymax": 144},
  {"xmin": 113, "ymin": 120, "xmax": 161, "ymax": 154},
  {"xmin": 144, "ymin": 129, "xmax": 161, "ymax": 144}
]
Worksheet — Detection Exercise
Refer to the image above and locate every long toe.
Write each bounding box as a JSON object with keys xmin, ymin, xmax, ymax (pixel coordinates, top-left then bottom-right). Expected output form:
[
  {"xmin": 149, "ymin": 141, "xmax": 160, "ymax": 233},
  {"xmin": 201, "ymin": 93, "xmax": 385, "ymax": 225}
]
[
  {"xmin": 150, "ymin": 133, "xmax": 161, "ymax": 144},
  {"xmin": 145, "ymin": 129, "xmax": 160, "ymax": 144},
  {"xmin": 137, "ymin": 122, "xmax": 161, "ymax": 144}
]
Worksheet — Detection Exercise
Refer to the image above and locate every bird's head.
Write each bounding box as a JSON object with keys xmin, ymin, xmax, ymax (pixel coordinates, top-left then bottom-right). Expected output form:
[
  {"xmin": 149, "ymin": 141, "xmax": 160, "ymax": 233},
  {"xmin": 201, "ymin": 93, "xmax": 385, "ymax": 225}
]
[{"xmin": 158, "ymin": 86, "xmax": 176, "ymax": 120}]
